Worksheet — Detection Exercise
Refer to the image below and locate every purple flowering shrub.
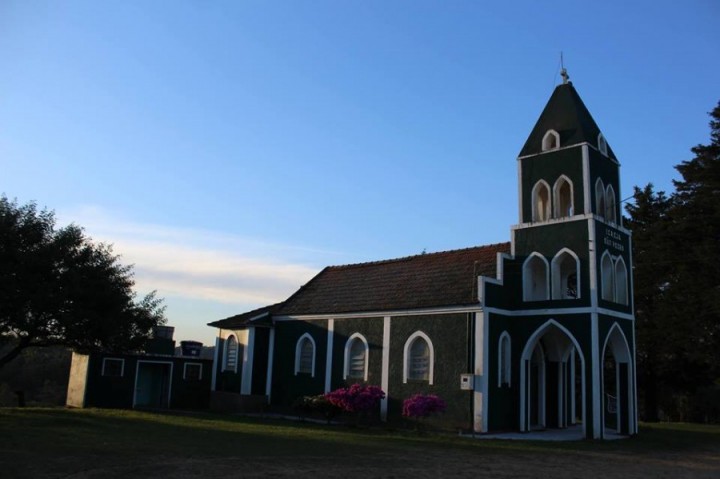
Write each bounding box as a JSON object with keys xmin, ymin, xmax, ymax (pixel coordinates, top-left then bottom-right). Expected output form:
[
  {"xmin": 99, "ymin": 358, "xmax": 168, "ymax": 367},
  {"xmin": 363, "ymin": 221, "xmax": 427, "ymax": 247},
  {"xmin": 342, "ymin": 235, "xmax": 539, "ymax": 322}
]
[
  {"xmin": 402, "ymin": 394, "xmax": 447, "ymax": 418},
  {"xmin": 324, "ymin": 384, "xmax": 386, "ymax": 413}
]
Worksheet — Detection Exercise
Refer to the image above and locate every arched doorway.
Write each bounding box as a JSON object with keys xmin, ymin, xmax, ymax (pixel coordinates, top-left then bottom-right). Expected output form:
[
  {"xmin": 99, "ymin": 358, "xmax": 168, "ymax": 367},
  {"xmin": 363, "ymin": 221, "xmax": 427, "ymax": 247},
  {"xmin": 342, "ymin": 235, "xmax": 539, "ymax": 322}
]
[
  {"xmin": 602, "ymin": 324, "xmax": 634, "ymax": 436},
  {"xmin": 520, "ymin": 320, "xmax": 586, "ymax": 436}
]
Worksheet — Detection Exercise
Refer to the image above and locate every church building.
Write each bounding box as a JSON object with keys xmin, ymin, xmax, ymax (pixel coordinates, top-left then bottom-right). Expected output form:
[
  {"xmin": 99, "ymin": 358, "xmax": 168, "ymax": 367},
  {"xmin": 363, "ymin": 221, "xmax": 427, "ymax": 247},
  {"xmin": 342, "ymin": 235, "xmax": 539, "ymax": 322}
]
[{"xmin": 207, "ymin": 77, "xmax": 637, "ymax": 439}]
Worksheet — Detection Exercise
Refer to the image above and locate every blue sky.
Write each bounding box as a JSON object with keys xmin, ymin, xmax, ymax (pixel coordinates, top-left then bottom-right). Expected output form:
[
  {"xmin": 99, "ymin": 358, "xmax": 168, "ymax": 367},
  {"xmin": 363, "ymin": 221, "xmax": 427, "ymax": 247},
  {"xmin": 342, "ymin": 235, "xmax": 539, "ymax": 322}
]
[{"xmin": 1, "ymin": 1, "xmax": 718, "ymax": 345}]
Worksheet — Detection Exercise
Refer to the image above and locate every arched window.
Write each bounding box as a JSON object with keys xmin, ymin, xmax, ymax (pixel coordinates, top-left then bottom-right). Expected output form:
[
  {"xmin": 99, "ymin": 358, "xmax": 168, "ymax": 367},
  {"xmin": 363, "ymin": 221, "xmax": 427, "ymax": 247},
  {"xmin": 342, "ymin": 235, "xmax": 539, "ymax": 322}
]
[
  {"xmin": 605, "ymin": 185, "xmax": 617, "ymax": 224},
  {"xmin": 223, "ymin": 335, "xmax": 238, "ymax": 372},
  {"xmin": 523, "ymin": 253, "xmax": 549, "ymax": 301},
  {"xmin": 542, "ymin": 129, "xmax": 560, "ymax": 151},
  {"xmin": 498, "ymin": 332, "xmax": 511, "ymax": 387},
  {"xmin": 532, "ymin": 180, "xmax": 551, "ymax": 222},
  {"xmin": 601, "ymin": 252, "xmax": 614, "ymax": 301},
  {"xmin": 344, "ymin": 333, "xmax": 369, "ymax": 381},
  {"xmin": 595, "ymin": 178, "xmax": 605, "ymax": 218},
  {"xmin": 551, "ymin": 248, "xmax": 581, "ymax": 299},
  {"xmin": 403, "ymin": 331, "xmax": 434, "ymax": 384},
  {"xmin": 615, "ymin": 257, "xmax": 628, "ymax": 305},
  {"xmin": 553, "ymin": 175, "xmax": 574, "ymax": 218},
  {"xmin": 598, "ymin": 133, "xmax": 608, "ymax": 156},
  {"xmin": 295, "ymin": 333, "xmax": 316, "ymax": 376}
]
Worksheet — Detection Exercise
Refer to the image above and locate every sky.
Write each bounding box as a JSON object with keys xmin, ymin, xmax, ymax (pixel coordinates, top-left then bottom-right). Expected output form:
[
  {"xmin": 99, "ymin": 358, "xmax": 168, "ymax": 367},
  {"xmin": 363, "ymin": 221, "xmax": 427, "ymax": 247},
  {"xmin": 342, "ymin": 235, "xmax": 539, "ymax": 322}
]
[{"xmin": 1, "ymin": 1, "xmax": 718, "ymax": 346}]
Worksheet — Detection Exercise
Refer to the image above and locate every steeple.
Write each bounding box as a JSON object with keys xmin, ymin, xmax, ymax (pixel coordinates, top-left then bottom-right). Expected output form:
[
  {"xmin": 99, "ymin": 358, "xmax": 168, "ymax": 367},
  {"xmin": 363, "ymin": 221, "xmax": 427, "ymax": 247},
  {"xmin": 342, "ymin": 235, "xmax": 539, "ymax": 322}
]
[{"xmin": 518, "ymin": 82, "xmax": 614, "ymax": 158}]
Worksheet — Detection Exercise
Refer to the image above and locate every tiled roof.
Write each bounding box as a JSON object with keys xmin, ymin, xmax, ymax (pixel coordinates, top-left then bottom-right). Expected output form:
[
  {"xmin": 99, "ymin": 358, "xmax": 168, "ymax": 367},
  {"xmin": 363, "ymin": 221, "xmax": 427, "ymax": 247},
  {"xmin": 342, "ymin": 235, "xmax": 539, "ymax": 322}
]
[
  {"xmin": 208, "ymin": 302, "xmax": 284, "ymax": 329},
  {"xmin": 276, "ymin": 242, "xmax": 510, "ymax": 316},
  {"xmin": 519, "ymin": 82, "xmax": 615, "ymax": 158}
]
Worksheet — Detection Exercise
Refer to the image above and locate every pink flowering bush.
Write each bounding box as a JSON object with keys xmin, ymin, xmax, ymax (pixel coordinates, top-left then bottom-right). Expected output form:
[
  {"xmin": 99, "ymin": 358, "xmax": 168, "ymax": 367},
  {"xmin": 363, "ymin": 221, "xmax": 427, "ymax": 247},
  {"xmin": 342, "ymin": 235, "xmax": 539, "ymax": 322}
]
[
  {"xmin": 325, "ymin": 384, "xmax": 385, "ymax": 413},
  {"xmin": 402, "ymin": 394, "xmax": 447, "ymax": 418}
]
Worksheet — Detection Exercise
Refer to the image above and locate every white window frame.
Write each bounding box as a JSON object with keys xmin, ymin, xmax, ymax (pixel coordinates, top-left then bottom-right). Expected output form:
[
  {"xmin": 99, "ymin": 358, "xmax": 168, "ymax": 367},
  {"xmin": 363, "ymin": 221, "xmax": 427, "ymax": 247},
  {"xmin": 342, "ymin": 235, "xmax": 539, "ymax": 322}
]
[
  {"xmin": 295, "ymin": 333, "xmax": 316, "ymax": 377},
  {"xmin": 223, "ymin": 335, "xmax": 238, "ymax": 372},
  {"xmin": 523, "ymin": 252, "xmax": 550, "ymax": 301},
  {"xmin": 343, "ymin": 333, "xmax": 369, "ymax": 381},
  {"xmin": 605, "ymin": 184, "xmax": 617, "ymax": 224},
  {"xmin": 531, "ymin": 180, "xmax": 552, "ymax": 222},
  {"xmin": 498, "ymin": 331, "xmax": 511, "ymax": 387},
  {"xmin": 552, "ymin": 175, "xmax": 574, "ymax": 218},
  {"xmin": 551, "ymin": 248, "xmax": 581, "ymax": 300},
  {"xmin": 403, "ymin": 331, "xmax": 434, "ymax": 385},
  {"xmin": 102, "ymin": 357, "xmax": 125, "ymax": 377},
  {"xmin": 595, "ymin": 178, "xmax": 605, "ymax": 218},
  {"xmin": 183, "ymin": 362, "xmax": 203, "ymax": 381},
  {"xmin": 600, "ymin": 251, "xmax": 615, "ymax": 302},
  {"xmin": 542, "ymin": 129, "xmax": 560, "ymax": 151},
  {"xmin": 614, "ymin": 256, "xmax": 629, "ymax": 305}
]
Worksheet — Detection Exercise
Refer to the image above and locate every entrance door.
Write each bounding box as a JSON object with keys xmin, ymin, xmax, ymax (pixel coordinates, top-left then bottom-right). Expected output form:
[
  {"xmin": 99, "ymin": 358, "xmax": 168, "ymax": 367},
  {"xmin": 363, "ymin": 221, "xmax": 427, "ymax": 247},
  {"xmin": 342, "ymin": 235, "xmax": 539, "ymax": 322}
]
[{"xmin": 135, "ymin": 362, "xmax": 172, "ymax": 408}]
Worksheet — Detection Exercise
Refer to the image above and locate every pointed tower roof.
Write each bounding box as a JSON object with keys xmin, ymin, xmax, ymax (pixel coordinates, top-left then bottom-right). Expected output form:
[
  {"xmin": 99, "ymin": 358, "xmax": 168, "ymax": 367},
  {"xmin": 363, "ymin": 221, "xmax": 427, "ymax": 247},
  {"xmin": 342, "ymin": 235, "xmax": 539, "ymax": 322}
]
[{"xmin": 519, "ymin": 82, "xmax": 614, "ymax": 158}]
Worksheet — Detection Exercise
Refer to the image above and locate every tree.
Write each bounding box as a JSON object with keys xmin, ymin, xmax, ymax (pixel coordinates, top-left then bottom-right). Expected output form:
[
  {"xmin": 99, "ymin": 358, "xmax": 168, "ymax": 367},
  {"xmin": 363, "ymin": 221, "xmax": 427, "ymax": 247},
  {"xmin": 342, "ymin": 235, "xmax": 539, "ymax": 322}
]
[{"xmin": 0, "ymin": 196, "xmax": 166, "ymax": 369}]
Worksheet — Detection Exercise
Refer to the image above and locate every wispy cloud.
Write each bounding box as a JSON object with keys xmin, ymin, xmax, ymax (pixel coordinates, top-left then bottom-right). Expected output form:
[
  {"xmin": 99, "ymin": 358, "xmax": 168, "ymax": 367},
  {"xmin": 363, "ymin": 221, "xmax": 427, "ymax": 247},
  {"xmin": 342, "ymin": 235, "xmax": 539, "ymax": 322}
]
[{"xmin": 56, "ymin": 206, "xmax": 325, "ymax": 306}]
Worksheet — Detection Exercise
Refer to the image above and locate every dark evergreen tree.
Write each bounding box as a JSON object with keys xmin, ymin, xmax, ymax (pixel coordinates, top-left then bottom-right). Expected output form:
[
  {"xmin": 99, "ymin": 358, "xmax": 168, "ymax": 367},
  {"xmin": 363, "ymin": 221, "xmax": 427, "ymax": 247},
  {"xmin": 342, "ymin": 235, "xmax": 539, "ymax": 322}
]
[{"xmin": 0, "ymin": 196, "xmax": 166, "ymax": 368}]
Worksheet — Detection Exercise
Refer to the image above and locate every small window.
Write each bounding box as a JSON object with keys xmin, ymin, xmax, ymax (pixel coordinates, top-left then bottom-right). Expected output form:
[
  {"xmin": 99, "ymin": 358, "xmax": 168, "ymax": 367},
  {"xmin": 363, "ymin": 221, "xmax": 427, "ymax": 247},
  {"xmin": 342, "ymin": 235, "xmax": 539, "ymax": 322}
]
[
  {"xmin": 102, "ymin": 358, "xmax": 124, "ymax": 377},
  {"xmin": 615, "ymin": 257, "xmax": 628, "ymax": 305},
  {"xmin": 553, "ymin": 176, "xmax": 574, "ymax": 218},
  {"xmin": 223, "ymin": 335, "xmax": 238, "ymax": 372},
  {"xmin": 532, "ymin": 180, "xmax": 551, "ymax": 222},
  {"xmin": 498, "ymin": 332, "xmax": 511, "ymax": 387},
  {"xmin": 295, "ymin": 333, "xmax": 316, "ymax": 376},
  {"xmin": 523, "ymin": 253, "xmax": 549, "ymax": 301},
  {"xmin": 183, "ymin": 363, "xmax": 202, "ymax": 381},
  {"xmin": 344, "ymin": 333, "xmax": 369, "ymax": 381},
  {"xmin": 542, "ymin": 130, "xmax": 560, "ymax": 151},
  {"xmin": 551, "ymin": 249, "xmax": 581, "ymax": 300},
  {"xmin": 601, "ymin": 252, "xmax": 614, "ymax": 301},
  {"xmin": 403, "ymin": 332, "xmax": 434, "ymax": 384},
  {"xmin": 605, "ymin": 185, "xmax": 617, "ymax": 224},
  {"xmin": 595, "ymin": 178, "xmax": 605, "ymax": 218},
  {"xmin": 598, "ymin": 133, "xmax": 608, "ymax": 156}
]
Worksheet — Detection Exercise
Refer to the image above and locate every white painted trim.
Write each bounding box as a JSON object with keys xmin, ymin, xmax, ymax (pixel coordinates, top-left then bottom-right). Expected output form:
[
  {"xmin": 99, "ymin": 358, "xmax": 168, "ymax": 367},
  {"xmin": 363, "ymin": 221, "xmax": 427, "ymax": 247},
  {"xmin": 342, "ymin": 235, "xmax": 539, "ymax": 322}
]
[
  {"xmin": 133, "ymin": 360, "xmax": 174, "ymax": 408},
  {"xmin": 324, "ymin": 319, "xmax": 334, "ymax": 392},
  {"xmin": 600, "ymin": 250, "xmax": 615, "ymax": 302},
  {"xmin": 222, "ymin": 334, "xmax": 239, "ymax": 373},
  {"xmin": 482, "ymin": 306, "xmax": 634, "ymax": 321},
  {"xmin": 473, "ymin": 311, "xmax": 485, "ymax": 432},
  {"xmin": 517, "ymin": 159, "xmax": 524, "ymax": 224},
  {"xmin": 522, "ymin": 252, "xmax": 550, "ymax": 301},
  {"xmin": 598, "ymin": 133, "xmax": 608, "ymax": 156},
  {"xmin": 519, "ymin": 319, "xmax": 587, "ymax": 437},
  {"xmin": 551, "ymin": 247, "xmax": 582, "ymax": 300},
  {"xmin": 541, "ymin": 129, "xmax": 561, "ymax": 151},
  {"xmin": 183, "ymin": 362, "xmax": 203, "ymax": 381},
  {"xmin": 482, "ymin": 311, "xmax": 490, "ymax": 431},
  {"xmin": 605, "ymin": 184, "xmax": 617, "ymax": 224},
  {"xmin": 570, "ymin": 348, "xmax": 576, "ymax": 424},
  {"xmin": 531, "ymin": 179, "xmax": 552, "ymax": 222},
  {"xmin": 266, "ymin": 328, "xmax": 275, "ymax": 403},
  {"xmin": 588, "ymin": 220, "xmax": 599, "ymax": 309},
  {"xmin": 632, "ymin": 321, "xmax": 638, "ymax": 434},
  {"xmin": 102, "ymin": 357, "xmax": 125, "ymax": 377},
  {"xmin": 601, "ymin": 323, "xmax": 633, "ymax": 435},
  {"xmin": 552, "ymin": 175, "xmax": 574, "ymax": 219},
  {"xmin": 381, "ymin": 316, "xmax": 390, "ymax": 421},
  {"xmin": 595, "ymin": 178, "xmax": 605, "ymax": 219},
  {"xmin": 211, "ymin": 337, "xmax": 219, "ymax": 391},
  {"xmin": 343, "ymin": 332, "xmax": 369, "ymax": 381},
  {"xmin": 402, "ymin": 331, "xmax": 434, "ymax": 385},
  {"xmin": 274, "ymin": 305, "xmax": 482, "ymax": 321},
  {"xmin": 582, "ymin": 145, "xmax": 591, "ymax": 214},
  {"xmin": 497, "ymin": 331, "xmax": 511, "ymax": 387},
  {"xmin": 294, "ymin": 333, "xmax": 316, "ymax": 377},
  {"xmin": 512, "ymin": 213, "xmax": 632, "ymax": 235},
  {"xmin": 240, "ymin": 327, "xmax": 255, "ymax": 395},
  {"xmin": 591, "ymin": 313, "xmax": 601, "ymax": 438},
  {"xmin": 614, "ymin": 256, "xmax": 629, "ymax": 305},
  {"xmin": 517, "ymin": 141, "xmax": 619, "ymax": 165}
]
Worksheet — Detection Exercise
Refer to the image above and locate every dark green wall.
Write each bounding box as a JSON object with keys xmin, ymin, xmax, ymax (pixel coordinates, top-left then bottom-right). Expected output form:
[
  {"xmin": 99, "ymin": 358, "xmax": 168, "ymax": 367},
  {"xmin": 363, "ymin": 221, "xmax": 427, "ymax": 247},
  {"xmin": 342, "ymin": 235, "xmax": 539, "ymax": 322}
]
[{"xmin": 330, "ymin": 317, "xmax": 384, "ymax": 389}]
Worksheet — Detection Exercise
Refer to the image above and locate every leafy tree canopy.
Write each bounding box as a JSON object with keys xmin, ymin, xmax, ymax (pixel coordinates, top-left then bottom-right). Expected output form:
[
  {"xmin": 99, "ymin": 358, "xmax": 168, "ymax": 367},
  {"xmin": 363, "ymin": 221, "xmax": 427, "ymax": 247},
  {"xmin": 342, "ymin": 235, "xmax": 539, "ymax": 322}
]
[{"xmin": 0, "ymin": 196, "xmax": 166, "ymax": 368}]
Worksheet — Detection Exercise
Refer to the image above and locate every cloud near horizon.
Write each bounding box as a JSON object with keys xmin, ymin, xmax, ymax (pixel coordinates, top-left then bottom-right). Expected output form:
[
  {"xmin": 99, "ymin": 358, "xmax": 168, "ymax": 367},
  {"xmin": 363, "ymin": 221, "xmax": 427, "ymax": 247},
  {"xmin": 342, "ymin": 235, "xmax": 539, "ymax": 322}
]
[{"xmin": 57, "ymin": 206, "xmax": 324, "ymax": 306}]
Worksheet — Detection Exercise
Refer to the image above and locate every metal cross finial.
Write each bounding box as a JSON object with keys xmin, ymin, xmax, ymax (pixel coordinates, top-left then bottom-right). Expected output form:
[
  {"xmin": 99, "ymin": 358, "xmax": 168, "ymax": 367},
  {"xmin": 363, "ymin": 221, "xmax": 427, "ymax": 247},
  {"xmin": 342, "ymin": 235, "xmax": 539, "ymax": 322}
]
[{"xmin": 560, "ymin": 52, "xmax": 569, "ymax": 84}]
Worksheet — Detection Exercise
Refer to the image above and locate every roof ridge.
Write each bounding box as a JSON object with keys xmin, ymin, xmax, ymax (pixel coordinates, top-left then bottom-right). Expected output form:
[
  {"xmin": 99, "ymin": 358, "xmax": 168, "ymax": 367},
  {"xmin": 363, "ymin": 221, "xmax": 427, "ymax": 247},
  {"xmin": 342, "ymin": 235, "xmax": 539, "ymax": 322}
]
[{"xmin": 327, "ymin": 241, "xmax": 510, "ymax": 270}]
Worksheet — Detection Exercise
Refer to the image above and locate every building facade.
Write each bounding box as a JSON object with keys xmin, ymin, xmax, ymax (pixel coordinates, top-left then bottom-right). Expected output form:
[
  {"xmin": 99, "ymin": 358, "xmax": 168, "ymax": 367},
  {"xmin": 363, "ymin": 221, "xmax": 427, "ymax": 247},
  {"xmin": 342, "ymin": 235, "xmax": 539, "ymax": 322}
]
[{"xmin": 209, "ymin": 81, "xmax": 637, "ymax": 438}]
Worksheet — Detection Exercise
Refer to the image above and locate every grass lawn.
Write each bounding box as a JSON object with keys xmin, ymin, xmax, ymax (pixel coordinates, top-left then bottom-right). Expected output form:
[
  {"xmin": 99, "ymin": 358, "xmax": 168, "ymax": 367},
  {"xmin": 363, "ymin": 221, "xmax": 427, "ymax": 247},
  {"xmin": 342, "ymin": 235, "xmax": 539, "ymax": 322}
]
[{"xmin": 1, "ymin": 408, "xmax": 719, "ymax": 478}]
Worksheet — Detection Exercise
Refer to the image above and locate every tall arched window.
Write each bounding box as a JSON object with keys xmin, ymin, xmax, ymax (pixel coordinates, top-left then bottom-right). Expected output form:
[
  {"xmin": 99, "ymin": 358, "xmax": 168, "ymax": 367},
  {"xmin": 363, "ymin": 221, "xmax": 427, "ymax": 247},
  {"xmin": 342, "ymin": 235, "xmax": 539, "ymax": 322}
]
[
  {"xmin": 498, "ymin": 332, "xmax": 511, "ymax": 387},
  {"xmin": 615, "ymin": 257, "xmax": 628, "ymax": 305},
  {"xmin": 403, "ymin": 331, "xmax": 434, "ymax": 384},
  {"xmin": 601, "ymin": 252, "xmax": 614, "ymax": 301},
  {"xmin": 295, "ymin": 333, "xmax": 316, "ymax": 376},
  {"xmin": 595, "ymin": 178, "xmax": 605, "ymax": 218},
  {"xmin": 605, "ymin": 185, "xmax": 617, "ymax": 224},
  {"xmin": 532, "ymin": 180, "xmax": 551, "ymax": 222},
  {"xmin": 344, "ymin": 333, "xmax": 369, "ymax": 381},
  {"xmin": 553, "ymin": 175, "xmax": 574, "ymax": 218},
  {"xmin": 551, "ymin": 248, "xmax": 580, "ymax": 299},
  {"xmin": 542, "ymin": 129, "xmax": 560, "ymax": 151},
  {"xmin": 223, "ymin": 335, "xmax": 238, "ymax": 372},
  {"xmin": 523, "ymin": 253, "xmax": 549, "ymax": 301},
  {"xmin": 598, "ymin": 133, "xmax": 608, "ymax": 156}
]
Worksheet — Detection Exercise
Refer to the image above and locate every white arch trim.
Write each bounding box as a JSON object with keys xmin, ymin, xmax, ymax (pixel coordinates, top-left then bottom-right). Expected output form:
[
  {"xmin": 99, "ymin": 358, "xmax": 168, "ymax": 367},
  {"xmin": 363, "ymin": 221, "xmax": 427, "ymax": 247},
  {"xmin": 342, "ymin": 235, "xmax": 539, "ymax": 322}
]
[
  {"xmin": 601, "ymin": 323, "xmax": 635, "ymax": 435},
  {"xmin": 595, "ymin": 178, "xmax": 605, "ymax": 218},
  {"xmin": 614, "ymin": 256, "xmax": 629, "ymax": 305},
  {"xmin": 598, "ymin": 133, "xmax": 608, "ymax": 156},
  {"xmin": 522, "ymin": 252, "xmax": 550, "ymax": 301},
  {"xmin": 542, "ymin": 129, "xmax": 560, "ymax": 151},
  {"xmin": 223, "ymin": 334, "xmax": 238, "ymax": 373},
  {"xmin": 519, "ymin": 319, "xmax": 587, "ymax": 435},
  {"xmin": 552, "ymin": 175, "xmax": 575, "ymax": 218},
  {"xmin": 403, "ymin": 330, "xmax": 435, "ymax": 385},
  {"xmin": 605, "ymin": 184, "xmax": 617, "ymax": 224},
  {"xmin": 294, "ymin": 333, "xmax": 316, "ymax": 377},
  {"xmin": 600, "ymin": 250, "xmax": 614, "ymax": 302},
  {"xmin": 498, "ymin": 331, "xmax": 512, "ymax": 387},
  {"xmin": 343, "ymin": 332, "xmax": 369, "ymax": 381},
  {"xmin": 551, "ymin": 247, "xmax": 581, "ymax": 300},
  {"xmin": 531, "ymin": 180, "xmax": 552, "ymax": 222}
]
